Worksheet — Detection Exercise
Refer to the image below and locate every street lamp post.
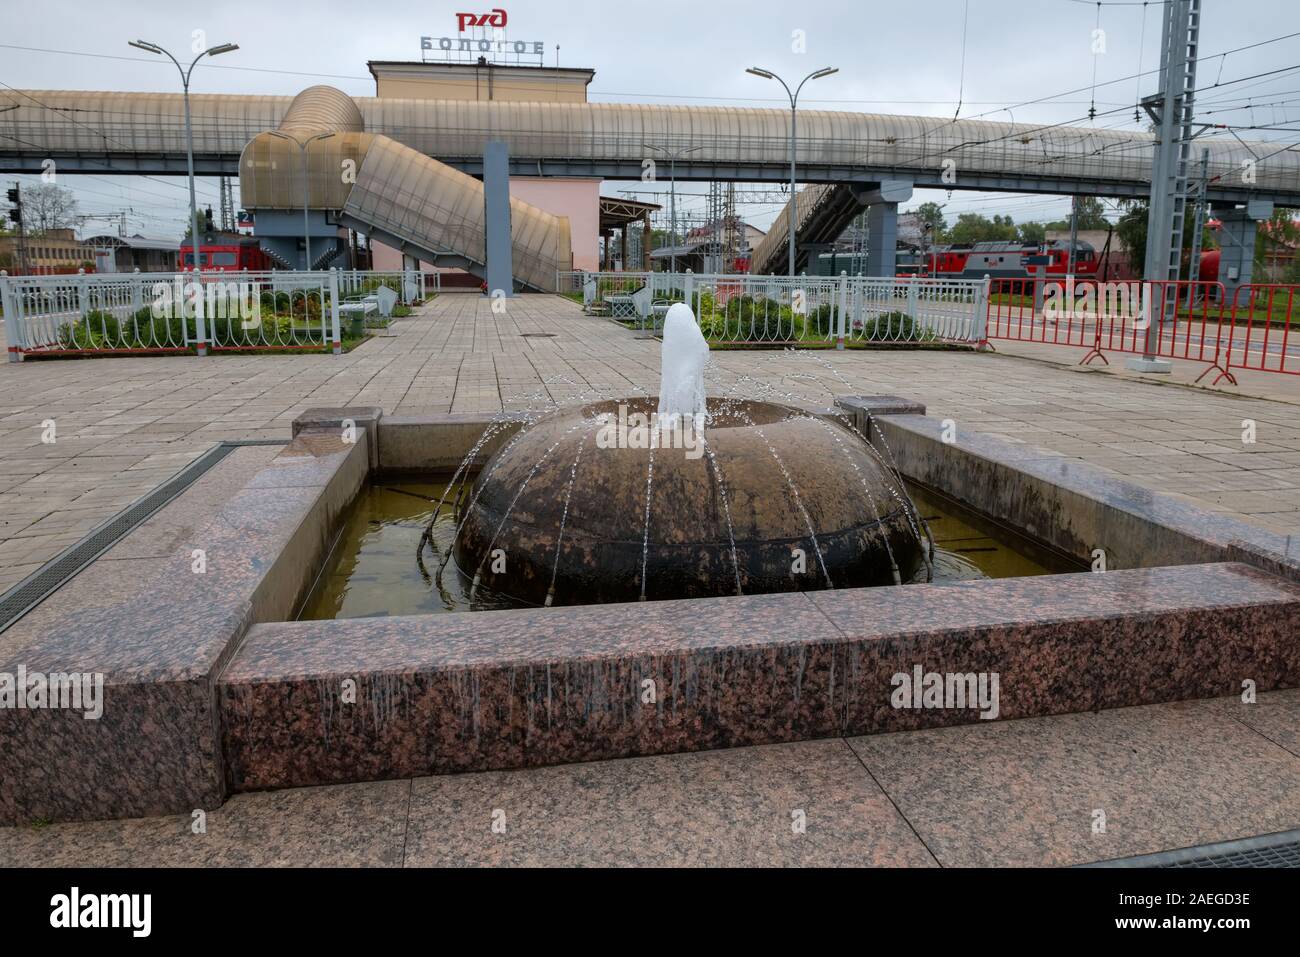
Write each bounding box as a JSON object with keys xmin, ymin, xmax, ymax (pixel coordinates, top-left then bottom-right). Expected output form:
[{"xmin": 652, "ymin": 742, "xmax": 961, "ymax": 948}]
[
  {"xmin": 268, "ymin": 130, "xmax": 336, "ymax": 270},
  {"xmin": 129, "ymin": 39, "xmax": 238, "ymax": 269},
  {"xmin": 922, "ymin": 203, "xmax": 947, "ymax": 277},
  {"xmin": 746, "ymin": 66, "xmax": 838, "ymax": 277},
  {"xmin": 642, "ymin": 143, "xmax": 701, "ymax": 274}
]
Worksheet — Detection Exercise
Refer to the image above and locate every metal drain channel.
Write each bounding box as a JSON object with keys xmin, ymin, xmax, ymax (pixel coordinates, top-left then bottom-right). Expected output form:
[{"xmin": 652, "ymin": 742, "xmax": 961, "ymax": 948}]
[
  {"xmin": 0, "ymin": 439, "xmax": 286, "ymax": 636},
  {"xmin": 1081, "ymin": 828, "xmax": 1300, "ymax": 868}
]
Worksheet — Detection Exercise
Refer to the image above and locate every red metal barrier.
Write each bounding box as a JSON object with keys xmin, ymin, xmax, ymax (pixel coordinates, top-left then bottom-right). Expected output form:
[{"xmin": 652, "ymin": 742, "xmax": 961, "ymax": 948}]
[
  {"xmin": 986, "ymin": 277, "xmax": 1234, "ymax": 382},
  {"xmin": 986, "ymin": 277, "xmax": 1097, "ymax": 349},
  {"xmin": 1221, "ymin": 284, "xmax": 1298, "ymax": 378}
]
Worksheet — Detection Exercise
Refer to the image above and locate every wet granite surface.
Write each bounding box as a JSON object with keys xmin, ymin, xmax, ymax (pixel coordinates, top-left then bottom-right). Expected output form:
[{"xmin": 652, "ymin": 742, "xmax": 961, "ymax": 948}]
[
  {"xmin": 810, "ymin": 562, "xmax": 1300, "ymax": 728},
  {"xmin": 877, "ymin": 413, "xmax": 1300, "ymax": 581},
  {"xmin": 0, "ymin": 431, "xmax": 366, "ymax": 825},
  {"xmin": 0, "ymin": 779, "xmax": 408, "ymax": 867},
  {"xmin": 1210, "ymin": 687, "xmax": 1300, "ymax": 758},
  {"xmin": 4, "ymin": 694, "xmax": 1297, "ymax": 867},
  {"xmin": 378, "ymin": 411, "xmax": 527, "ymax": 472},
  {"xmin": 836, "ymin": 395, "xmax": 928, "ymax": 417},
  {"xmin": 10, "ymin": 401, "xmax": 1300, "ymax": 830},
  {"xmin": 218, "ymin": 562, "xmax": 1300, "ymax": 791},
  {"xmin": 402, "ymin": 739, "xmax": 937, "ymax": 867},
  {"xmin": 0, "ymin": 740, "xmax": 934, "ymax": 867},
  {"xmin": 292, "ymin": 407, "xmax": 383, "ymax": 469},
  {"xmin": 848, "ymin": 697, "xmax": 1300, "ymax": 867}
]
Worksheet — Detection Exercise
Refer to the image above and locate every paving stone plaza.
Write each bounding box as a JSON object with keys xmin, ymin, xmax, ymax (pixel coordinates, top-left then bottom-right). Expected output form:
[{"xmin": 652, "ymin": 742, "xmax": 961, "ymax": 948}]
[{"xmin": 2, "ymin": 293, "xmax": 1298, "ymax": 867}]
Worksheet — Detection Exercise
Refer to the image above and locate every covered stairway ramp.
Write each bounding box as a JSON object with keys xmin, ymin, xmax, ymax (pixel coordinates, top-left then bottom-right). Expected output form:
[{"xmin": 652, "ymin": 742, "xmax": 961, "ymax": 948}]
[
  {"xmin": 239, "ymin": 86, "xmax": 571, "ymax": 292},
  {"xmin": 750, "ymin": 181, "xmax": 910, "ymax": 277},
  {"xmin": 336, "ymin": 136, "xmax": 571, "ymax": 292}
]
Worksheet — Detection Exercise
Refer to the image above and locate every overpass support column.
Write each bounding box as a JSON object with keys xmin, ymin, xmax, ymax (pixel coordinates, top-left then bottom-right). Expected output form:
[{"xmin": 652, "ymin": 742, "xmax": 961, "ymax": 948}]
[
  {"xmin": 866, "ymin": 204, "xmax": 899, "ymax": 278},
  {"xmin": 483, "ymin": 140, "xmax": 514, "ymax": 297},
  {"xmin": 859, "ymin": 180, "xmax": 912, "ymax": 279},
  {"xmin": 1217, "ymin": 200, "xmax": 1272, "ymax": 304}
]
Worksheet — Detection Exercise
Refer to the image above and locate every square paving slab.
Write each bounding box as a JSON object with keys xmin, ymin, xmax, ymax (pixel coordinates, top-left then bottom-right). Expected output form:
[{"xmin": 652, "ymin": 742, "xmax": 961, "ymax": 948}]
[
  {"xmin": 402, "ymin": 739, "xmax": 937, "ymax": 867},
  {"xmin": 847, "ymin": 695, "xmax": 1300, "ymax": 867}
]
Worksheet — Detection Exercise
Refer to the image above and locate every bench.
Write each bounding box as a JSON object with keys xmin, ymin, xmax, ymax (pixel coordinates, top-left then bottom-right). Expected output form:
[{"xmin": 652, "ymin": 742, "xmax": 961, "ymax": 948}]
[{"xmin": 607, "ymin": 294, "xmax": 639, "ymax": 319}]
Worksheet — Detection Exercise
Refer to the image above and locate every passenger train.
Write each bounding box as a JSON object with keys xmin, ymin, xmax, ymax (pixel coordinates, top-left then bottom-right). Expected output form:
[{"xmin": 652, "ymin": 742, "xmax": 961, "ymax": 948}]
[{"xmin": 920, "ymin": 239, "xmax": 1100, "ymax": 279}]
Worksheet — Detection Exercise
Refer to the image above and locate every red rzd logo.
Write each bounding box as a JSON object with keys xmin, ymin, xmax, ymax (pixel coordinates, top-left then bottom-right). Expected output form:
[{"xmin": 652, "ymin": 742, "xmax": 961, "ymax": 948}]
[{"xmin": 457, "ymin": 8, "xmax": 508, "ymax": 31}]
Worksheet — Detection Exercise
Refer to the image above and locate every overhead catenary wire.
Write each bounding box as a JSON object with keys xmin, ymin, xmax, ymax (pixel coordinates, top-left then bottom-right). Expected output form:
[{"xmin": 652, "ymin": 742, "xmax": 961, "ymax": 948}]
[
  {"xmin": 4, "ymin": 20, "xmax": 1298, "ymax": 241},
  {"xmin": 883, "ymin": 30, "xmax": 1300, "ymax": 153},
  {"xmin": 0, "ymin": 81, "xmax": 223, "ymax": 202},
  {"xmin": 887, "ymin": 62, "xmax": 1300, "ymax": 165},
  {"xmin": 1089, "ymin": 2, "xmax": 1103, "ymax": 121},
  {"xmin": 1134, "ymin": 1, "xmax": 1150, "ymax": 123},
  {"xmin": 954, "ymin": 0, "xmax": 972, "ymax": 120}
]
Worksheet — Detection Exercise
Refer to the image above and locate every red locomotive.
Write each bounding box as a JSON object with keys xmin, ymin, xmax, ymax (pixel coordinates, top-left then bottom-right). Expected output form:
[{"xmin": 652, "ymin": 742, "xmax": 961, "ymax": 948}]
[
  {"xmin": 922, "ymin": 239, "xmax": 1100, "ymax": 279},
  {"xmin": 178, "ymin": 230, "xmax": 272, "ymax": 272}
]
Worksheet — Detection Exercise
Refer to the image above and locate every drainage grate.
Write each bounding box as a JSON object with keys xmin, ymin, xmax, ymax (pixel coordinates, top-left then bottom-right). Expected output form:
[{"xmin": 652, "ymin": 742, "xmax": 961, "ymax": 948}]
[
  {"xmin": 0, "ymin": 439, "xmax": 286, "ymax": 635},
  {"xmin": 1082, "ymin": 829, "xmax": 1300, "ymax": 868}
]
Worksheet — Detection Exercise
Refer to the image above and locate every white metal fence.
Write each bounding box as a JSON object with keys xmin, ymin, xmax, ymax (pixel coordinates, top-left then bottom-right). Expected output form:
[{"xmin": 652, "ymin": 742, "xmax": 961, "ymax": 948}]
[
  {"xmin": 337, "ymin": 269, "xmax": 431, "ymax": 303},
  {"xmin": 845, "ymin": 276, "xmax": 989, "ymax": 344},
  {"xmin": 560, "ymin": 270, "xmax": 989, "ymax": 346},
  {"xmin": 0, "ymin": 268, "xmax": 425, "ymax": 359}
]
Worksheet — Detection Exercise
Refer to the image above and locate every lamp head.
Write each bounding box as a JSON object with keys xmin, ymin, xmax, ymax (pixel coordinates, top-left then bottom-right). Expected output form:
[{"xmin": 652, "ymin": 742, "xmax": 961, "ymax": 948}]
[
  {"xmin": 746, "ymin": 67, "xmax": 775, "ymax": 80},
  {"xmin": 129, "ymin": 40, "xmax": 162, "ymax": 54},
  {"xmin": 206, "ymin": 43, "xmax": 239, "ymax": 57}
]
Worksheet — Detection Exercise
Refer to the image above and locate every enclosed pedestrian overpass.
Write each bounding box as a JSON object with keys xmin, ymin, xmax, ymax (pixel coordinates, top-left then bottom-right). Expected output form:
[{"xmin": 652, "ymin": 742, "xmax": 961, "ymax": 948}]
[{"xmin": 2, "ymin": 86, "xmax": 1297, "ymax": 290}]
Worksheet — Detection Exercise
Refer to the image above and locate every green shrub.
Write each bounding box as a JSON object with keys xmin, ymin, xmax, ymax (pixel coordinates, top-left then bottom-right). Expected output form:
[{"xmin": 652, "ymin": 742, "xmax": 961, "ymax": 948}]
[
  {"xmin": 857, "ymin": 310, "xmax": 920, "ymax": 341},
  {"xmin": 84, "ymin": 310, "xmax": 120, "ymax": 341},
  {"xmin": 291, "ymin": 296, "xmax": 323, "ymax": 320},
  {"xmin": 697, "ymin": 312, "xmax": 728, "ymax": 340},
  {"xmin": 724, "ymin": 295, "xmax": 757, "ymax": 324},
  {"xmin": 58, "ymin": 310, "xmax": 120, "ymax": 349},
  {"xmin": 807, "ymin": 303, "xmax": 838, "ymax": 338},
  {"xmin": 125, "ymin": 308, "xmax": 195, "ymax": 347}
]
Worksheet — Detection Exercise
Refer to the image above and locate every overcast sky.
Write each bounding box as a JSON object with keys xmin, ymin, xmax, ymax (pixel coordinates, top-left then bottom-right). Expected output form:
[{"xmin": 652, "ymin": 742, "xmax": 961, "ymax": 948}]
[{"xmin": 3, "ymin": 0, "xmax": 1298, "ymax": 238}]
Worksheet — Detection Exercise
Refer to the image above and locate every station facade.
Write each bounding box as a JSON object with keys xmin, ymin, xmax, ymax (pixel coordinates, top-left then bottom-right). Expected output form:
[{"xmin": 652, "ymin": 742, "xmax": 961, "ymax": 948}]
[{"xmin": 365, "ymin": 59, "xmax": 605, "ymax": 277}]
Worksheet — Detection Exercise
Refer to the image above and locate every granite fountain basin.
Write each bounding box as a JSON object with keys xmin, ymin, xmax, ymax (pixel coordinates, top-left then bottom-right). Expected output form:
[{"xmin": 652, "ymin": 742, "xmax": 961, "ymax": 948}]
[
  {"xmin": 214, "ymin": 401, "xmax": 1300, "ymax": 799},
  {"xmin": 3, "ymin": 397, "xmax": 1299, "ymax": 825}
]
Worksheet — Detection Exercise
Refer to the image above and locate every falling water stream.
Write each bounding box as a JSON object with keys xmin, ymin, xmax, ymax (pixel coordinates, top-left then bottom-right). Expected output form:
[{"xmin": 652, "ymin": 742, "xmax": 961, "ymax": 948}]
[
  {"xmin": 300, "ymin": 305, "xmax": 1085, "ymax": 621},
  {"xmin": 298, "ymin": 476, "xmax": 1078, "ymax": 620}
]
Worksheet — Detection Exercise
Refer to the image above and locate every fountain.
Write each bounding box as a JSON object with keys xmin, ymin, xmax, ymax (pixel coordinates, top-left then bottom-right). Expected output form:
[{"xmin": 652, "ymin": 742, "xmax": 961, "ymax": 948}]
[
  {"xmin": 17, "ymin": 307, "xmax": 1300, "ymax": 828},
  {"xmin": 432, "ymin": 303, "xmax": 931, "ymax": 607}
]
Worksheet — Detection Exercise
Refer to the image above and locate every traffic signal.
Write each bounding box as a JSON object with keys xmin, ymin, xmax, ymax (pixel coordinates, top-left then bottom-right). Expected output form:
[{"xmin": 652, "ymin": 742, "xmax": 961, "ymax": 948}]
[
  {"xmin": 8, "ymin": 208, "xmax": 19, "ymax": 224},
  {"xmin": 5, "ymin": 187, "xmax": 17, "ymax": 204}
]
